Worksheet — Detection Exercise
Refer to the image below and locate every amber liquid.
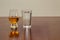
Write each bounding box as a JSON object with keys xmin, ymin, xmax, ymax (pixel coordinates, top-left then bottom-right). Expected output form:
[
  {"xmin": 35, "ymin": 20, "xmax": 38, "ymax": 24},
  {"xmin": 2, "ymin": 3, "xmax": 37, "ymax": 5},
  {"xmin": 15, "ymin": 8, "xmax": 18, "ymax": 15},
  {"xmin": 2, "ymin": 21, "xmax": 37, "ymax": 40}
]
[
  {"xmin": 9, "ymin": 17, "xmax": 19, "ymax": 24},
  {"xmin": 9, "ymin": 31, "xmax": 19, "ymax": 38}
]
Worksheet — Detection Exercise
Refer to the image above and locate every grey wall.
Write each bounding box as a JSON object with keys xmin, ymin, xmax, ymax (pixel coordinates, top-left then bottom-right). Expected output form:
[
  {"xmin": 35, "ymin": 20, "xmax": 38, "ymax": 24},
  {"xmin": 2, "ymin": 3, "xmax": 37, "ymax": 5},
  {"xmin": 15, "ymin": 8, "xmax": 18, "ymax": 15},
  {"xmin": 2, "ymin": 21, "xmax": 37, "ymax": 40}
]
[{"xmin": 0, "ymin": 0, "xmax": 60, "ymax": 17}]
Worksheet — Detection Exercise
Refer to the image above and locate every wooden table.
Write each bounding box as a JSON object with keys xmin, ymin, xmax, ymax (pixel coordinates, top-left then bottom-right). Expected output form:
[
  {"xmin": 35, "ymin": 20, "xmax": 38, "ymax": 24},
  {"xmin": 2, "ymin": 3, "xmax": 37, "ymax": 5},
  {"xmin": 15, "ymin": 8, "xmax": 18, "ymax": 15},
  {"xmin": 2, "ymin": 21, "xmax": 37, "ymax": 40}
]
[{"xmin": 0, "ymin": 17, "xmax": 60, "ymax": 40}]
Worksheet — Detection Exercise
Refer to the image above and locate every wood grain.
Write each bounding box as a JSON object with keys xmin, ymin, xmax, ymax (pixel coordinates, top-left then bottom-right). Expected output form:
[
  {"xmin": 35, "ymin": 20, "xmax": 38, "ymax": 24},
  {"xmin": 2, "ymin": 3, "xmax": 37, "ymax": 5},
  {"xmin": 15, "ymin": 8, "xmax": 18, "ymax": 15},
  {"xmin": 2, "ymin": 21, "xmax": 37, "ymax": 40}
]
[{"xmin": 0, "ymin": 17, "xmax": 60, "ymax": 40}]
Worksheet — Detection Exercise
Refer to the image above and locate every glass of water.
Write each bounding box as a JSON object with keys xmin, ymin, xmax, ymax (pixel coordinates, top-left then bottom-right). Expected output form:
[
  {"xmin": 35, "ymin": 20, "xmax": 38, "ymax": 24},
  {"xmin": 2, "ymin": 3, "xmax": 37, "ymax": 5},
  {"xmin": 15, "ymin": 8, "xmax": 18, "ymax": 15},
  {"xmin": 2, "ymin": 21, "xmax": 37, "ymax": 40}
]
[
  {"xmin": 22, "ymin": 9, "xmax": 32, "ymax": 28},
  {"xmin": 21, "ymin": 9, "xmax": 32, "ymax": 40}
]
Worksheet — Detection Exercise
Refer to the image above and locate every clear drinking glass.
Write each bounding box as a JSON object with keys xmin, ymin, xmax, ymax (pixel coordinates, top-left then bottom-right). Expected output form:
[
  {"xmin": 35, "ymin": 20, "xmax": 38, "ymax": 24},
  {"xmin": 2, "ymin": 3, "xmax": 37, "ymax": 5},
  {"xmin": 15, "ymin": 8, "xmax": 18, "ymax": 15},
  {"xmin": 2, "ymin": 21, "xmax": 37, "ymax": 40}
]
[
  {"xmin": 9, "ymin": 9, "xmax": 19, "ymax": 38},
  {"xmin": 21, "ymin": 9, "xmax": 32, "ymax": 40},
  {"xmin": 22, "ymin": 9, "xmax": 32, "ymax": 28}
]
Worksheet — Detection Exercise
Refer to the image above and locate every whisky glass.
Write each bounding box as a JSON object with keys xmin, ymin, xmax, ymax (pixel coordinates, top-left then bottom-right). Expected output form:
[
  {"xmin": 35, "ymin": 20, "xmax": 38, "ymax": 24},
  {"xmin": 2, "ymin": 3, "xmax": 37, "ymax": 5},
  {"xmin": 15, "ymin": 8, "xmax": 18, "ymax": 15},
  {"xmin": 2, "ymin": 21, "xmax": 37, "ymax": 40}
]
[
  {"xmin": 21, "ymin": 9, "xmax": 32, "ymax": 40},
  {"xmin": 9, "ymin": 9, "xmax": 19, "ymax": 38}
]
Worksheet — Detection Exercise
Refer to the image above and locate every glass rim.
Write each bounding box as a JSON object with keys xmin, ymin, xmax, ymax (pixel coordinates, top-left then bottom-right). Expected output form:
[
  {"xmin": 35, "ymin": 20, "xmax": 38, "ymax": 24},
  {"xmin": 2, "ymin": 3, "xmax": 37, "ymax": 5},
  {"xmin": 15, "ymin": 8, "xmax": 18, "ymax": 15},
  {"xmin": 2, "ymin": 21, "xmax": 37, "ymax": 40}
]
[
  {"xmin": 9, "ymin": 9, "xmax": 19, "ymax": 17},
  {"xmin": 21, "ymin": 9, "xmax": 32, "ymax": 13}
]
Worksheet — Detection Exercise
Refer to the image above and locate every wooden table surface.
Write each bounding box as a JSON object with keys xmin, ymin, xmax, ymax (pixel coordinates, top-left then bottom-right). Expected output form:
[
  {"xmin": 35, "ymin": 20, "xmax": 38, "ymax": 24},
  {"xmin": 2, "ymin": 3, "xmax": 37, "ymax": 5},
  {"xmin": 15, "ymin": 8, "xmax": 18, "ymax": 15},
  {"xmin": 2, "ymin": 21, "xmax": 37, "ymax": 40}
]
[{"xmin": 0, "ymin": 17, "xmax": 60, "ymax": 40}]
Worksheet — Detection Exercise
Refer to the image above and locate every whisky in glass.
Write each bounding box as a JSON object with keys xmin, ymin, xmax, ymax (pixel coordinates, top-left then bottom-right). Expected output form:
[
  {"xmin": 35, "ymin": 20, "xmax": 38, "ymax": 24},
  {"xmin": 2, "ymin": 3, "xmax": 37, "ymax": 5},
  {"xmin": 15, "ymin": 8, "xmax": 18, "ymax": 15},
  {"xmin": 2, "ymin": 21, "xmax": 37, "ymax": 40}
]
[{"xmin": 9, "ymin": 9, "xmax": 19, "ymax": 40}]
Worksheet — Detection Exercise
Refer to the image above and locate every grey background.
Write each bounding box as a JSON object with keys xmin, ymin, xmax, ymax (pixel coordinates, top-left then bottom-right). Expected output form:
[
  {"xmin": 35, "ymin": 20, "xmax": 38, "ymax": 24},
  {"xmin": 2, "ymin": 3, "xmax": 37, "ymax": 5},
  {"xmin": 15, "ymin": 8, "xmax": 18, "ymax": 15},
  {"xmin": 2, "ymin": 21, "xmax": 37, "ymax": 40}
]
[{"xmin": 0, "ymin": 0, "xmax": 60, "ymax": 17}]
